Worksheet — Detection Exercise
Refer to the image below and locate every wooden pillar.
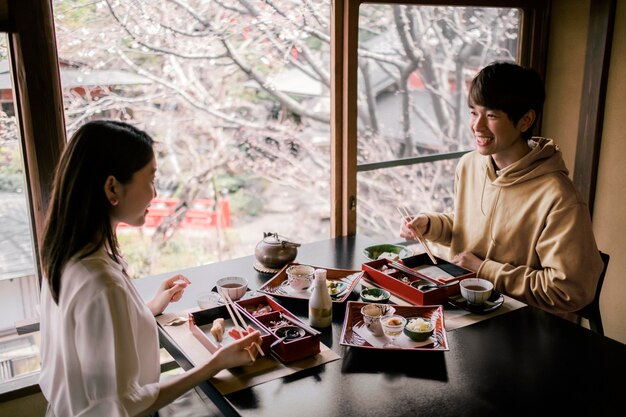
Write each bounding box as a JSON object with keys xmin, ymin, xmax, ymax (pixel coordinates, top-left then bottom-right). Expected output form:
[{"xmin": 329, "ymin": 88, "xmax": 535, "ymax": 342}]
[{"xmin": 574, "ymin": 0, "xmax": 616, "ymax": 215}]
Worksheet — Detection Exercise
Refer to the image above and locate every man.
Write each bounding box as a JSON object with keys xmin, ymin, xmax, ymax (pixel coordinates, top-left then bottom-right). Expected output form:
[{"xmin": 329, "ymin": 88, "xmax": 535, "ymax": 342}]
[{"xmin": 401, "ymin": 62, "xmax": 603, "ymax": 319}]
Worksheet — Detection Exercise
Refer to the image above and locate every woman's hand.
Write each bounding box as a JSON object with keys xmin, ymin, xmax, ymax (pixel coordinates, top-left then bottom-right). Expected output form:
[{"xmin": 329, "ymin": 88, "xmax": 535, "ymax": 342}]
[
  {"xmin": 147, "ymin": 274, "xmax": 191, "ymax": 315},
  {"xmin": 206, "ymin": 330, "xmax": 262, "ymax": 377},
  {"xmin": 452, "ymin": 251, "xmax": 483, "ymax": 272},
  {"xmin": 400, "ymin": 214, "xmax": 429, "ymax": 240}
]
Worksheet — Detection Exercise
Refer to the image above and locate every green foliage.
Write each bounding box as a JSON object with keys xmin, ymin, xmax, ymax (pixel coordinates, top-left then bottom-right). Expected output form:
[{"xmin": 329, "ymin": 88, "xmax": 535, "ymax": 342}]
[
  {"xmin": 230, "ymin": 188, "xmax": 263, "ymax": 218},
  {"xmin": 53, "ymin": 0, "xmax": 98, "ymax": 29},
  {"xmin": 0, "ymin": 145, "xmax": 25, "ymax": 192},
  {"xmin": 118, "ymin": 231, "xmax": 220, "ymax": 278}
]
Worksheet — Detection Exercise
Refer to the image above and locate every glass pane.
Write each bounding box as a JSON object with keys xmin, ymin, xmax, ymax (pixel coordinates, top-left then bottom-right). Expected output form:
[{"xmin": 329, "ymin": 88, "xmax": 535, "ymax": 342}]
[
  {"xmin": 0, "ymin": 34, "xmax": 42, "ymax": 384},
  {"xmin": 356, "ymin": 5, "xmax": 520, "ymax": 239},
  {"xmin": 53, "ymin": 0, "xmax": 331, "ymax": 277},
  {"xmin": 357, "ymin": 4, "xmax": 520, "ymax": 164},
  {"xmin": 357, "ymin": 159, "xmax": 459, "ymax": 241}
]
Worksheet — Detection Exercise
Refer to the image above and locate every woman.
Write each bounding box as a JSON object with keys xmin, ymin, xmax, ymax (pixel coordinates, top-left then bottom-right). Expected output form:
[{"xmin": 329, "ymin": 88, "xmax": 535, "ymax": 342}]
[{"xmin": 39, "ymin": 120, "xmax": 261, "ymax": 417}]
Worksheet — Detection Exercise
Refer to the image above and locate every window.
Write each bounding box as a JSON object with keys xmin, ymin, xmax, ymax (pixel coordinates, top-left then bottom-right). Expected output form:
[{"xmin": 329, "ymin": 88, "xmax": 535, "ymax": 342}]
[
  {"xmin": 0, "ymin": 34, "xmax": 41, "ymax": 383},
  {"xmin": 333, "ymin": 0, "xmax": 549, "ymax": 236},
  {"xmin": 52, "ymin": 0, "xmax": 333, "ymax": 277},
  {"xmin": 356, "ymin": 4, "xmax": 520, "ymax": 240}
]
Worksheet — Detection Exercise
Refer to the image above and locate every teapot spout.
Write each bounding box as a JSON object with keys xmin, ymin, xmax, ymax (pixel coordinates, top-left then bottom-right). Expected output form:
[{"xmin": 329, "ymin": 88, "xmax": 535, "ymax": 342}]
[{"xmin": 282, "ymin": 241, "xmax": 301, "ymax": 248}]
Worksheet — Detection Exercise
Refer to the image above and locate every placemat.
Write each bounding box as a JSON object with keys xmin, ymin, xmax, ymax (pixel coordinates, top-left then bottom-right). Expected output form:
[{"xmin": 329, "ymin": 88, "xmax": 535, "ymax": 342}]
[
  {"xmin": 157, "ymin": 309, "xmax": 340, "ymax": 395},
  {"xmin": 359, "ymin": 280, "xmax": 526, "ymax": 331}
]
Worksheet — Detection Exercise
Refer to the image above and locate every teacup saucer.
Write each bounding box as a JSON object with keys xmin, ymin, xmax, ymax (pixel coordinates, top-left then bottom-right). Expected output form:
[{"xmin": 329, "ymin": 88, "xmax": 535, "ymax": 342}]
[
  {"xmin": 277, "ymin": 280, "xmax": 349, "ymax": 298},
  {"xmin": 448, "ymin": 290, "xmax": 504, "ymax": 314},
  {"xmin": 278, "ymin": 280, "xmax": 312, "ymax": 295}
]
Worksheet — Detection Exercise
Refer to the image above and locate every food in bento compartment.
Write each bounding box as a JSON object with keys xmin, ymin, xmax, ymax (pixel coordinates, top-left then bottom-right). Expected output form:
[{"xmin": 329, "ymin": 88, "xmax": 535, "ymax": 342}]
[
  {"xmin": 379, "ymin": 265, "xmax": 398, "ymax": 274},
  {"xmin": 245, "ymin": 303, "xmax": 273, "ymax": 316},
  {"xmin": 268, "ymin": 319, "xmax": 290, "ymax": 331},
  {"xmin": 210, "ymin": 318, "xmax": 225, "ymax": 342},
  {"xmin": 376, "ymin": 251, "xmax": 401, "ymax": 261}
]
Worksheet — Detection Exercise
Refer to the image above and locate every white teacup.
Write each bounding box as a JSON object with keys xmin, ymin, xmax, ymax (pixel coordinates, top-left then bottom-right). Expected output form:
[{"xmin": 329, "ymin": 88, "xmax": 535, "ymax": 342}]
[
  {"xmin": 286, "ymin": 265, "xmax": 315, "ymax": 292},
  {"xmin": 216, "ymin": 276, "xmax": 248, "ymax": 301},
  {"xmin": 460, "ymin": 278, "xmax": 493, "ymax": 305},
  {"xmin": 360, "ymin": 304, "xmax": 396, "ymax": 336}
]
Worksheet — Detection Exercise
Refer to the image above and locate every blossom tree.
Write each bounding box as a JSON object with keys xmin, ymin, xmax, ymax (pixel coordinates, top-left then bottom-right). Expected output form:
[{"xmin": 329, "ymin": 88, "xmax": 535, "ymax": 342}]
[{"xmin": 52, "ymin": 0, "xmax": 519, "ymax": 273}]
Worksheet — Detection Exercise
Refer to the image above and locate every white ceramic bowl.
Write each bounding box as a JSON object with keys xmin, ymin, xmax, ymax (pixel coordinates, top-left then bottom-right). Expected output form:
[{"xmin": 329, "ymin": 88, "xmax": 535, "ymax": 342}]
[
  {"xmin": 460, "ymin": 278, "xmax": 493, "ymax": 305},
  {"xmin": 216, "ymin": 276, "xmax": 248, "ymax": 301}
]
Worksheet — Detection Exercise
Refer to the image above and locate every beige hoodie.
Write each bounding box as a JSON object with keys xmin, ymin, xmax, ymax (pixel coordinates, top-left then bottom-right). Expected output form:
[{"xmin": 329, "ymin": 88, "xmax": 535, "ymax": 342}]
[{"xmin": 424, "ymin": 137, "xmax": 603, "ymax": 317}]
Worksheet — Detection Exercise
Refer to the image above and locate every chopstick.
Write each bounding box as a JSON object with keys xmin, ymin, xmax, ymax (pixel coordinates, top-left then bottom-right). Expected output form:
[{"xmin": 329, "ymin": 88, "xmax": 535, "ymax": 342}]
[
  {"xmin": 397, "ymin": 206, "xmax": 438, "ymax": 265},
  {"xmin": 281, "ymin": 313, "xmax": 321, "ymax": 336},
  {"xmin": 219, "ymin": 288, "xmax": 265, "ymax": 358},
  {"xmin": 388, "ymin": 260, "xmax": 457, "ymax": 288}
]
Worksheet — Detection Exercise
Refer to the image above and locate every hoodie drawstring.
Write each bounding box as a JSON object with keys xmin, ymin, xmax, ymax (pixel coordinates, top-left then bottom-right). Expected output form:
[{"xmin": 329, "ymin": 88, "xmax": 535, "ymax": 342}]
[
  {"xmin": 488, "ymin": 187, "xmax": 501, "ymax": 249},
  {"xmin": 480, "ymin": 166, "xmax": 488, "ymax": 216},
  {"xmin": 480, "ymin": 163, "xmax": 501, "ymax": 256}
]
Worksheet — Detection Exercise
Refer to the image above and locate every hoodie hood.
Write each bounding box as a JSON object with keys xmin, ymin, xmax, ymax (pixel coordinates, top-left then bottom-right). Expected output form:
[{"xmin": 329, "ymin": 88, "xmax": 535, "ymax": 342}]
[{"xmin": 485, "ymin": 137, "xmax": 569, "ymax": 187}]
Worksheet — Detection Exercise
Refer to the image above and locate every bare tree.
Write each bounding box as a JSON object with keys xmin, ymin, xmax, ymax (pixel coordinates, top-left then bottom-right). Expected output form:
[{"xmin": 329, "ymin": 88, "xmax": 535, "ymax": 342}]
[{"xmin": 52, "ymin": 1, "xmax": 519, "ymax": 273}]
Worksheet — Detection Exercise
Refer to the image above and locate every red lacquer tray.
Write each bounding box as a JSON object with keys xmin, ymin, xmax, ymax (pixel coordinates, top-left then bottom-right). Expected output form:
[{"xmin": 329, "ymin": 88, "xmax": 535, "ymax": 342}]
[
  {"xmin": 258, "ymin": 262, "xmax": 363, "ymax": 303},
  {"xmin": 189, "ymin": 294, "xmax": 321, "ymax": 363},
  {"xmin": 362, "ymin": 254, "xmax": 474, "ymax": 305},
  {"xmin": 339, "ymin": 301, "xmax": 449, "ymax": 351}
]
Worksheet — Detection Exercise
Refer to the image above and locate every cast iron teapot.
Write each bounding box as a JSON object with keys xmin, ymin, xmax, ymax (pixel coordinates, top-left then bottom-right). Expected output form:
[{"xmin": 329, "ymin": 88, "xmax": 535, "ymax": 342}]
[{"xmin": 255, "ymin": 232, "xmax": 300, "ymax": 270}]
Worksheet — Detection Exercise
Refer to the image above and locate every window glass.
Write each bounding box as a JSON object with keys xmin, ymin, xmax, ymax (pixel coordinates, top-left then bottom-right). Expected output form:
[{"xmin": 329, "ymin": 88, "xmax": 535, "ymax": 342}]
[
  {"xmin": 0, "ymin": 34, "xmax": 41, "ymax": 383},
  {"xmin": 356, "ymin": 4, "xmax": 520, "ymax": 240},
  {"xmin": 53, "ymin": 0, "xmax": 331, "ymax": 277}
]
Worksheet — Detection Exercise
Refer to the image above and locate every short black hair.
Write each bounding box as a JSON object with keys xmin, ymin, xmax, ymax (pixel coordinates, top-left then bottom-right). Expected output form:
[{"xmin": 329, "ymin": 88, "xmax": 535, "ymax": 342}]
[{"xmin": 469, "ymin": 62, "xmax": 545, "ymax": 139}]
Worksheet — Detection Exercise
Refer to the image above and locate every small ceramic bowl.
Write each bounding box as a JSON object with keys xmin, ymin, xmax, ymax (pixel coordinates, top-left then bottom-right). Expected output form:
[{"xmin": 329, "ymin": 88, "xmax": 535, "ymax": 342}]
[
  {"xmin": 286, "ymin": 265, "xmax": 315, "ymax": 292},
  {"xmin": 360, "ymin": 287, "xmax": 391, "ymax": 304},
  {"xmin": 216, "ymin": 276, "xmax": 248, "ymax": 301},
  {"xmin": 459, "ymin": 278, "xmax": 493, "ymax": 306},
  {"xmin": 403, "ymin": 317, "xmax": 435, "ymax": 341},
  {"xmin": 363, "ymin": 244, "xmax": 412, "ymax": 261}
]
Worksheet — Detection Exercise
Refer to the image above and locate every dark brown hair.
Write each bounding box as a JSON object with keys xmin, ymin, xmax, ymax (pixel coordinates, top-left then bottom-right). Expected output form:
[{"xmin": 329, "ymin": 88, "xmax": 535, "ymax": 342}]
[
  {"xmin": 41, "ymin": 120, "xmax": 154, "ymax": 303},
  {"xmin": 469, "ymin": 61, "xmax": 545, "ymax": 139}
]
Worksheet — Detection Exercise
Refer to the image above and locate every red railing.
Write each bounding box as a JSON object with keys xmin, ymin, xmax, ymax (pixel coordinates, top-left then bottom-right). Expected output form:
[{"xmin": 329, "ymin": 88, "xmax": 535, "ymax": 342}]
[{"xmin": 118, "ymin": 197, "xmax": 231, "ymax": 229}]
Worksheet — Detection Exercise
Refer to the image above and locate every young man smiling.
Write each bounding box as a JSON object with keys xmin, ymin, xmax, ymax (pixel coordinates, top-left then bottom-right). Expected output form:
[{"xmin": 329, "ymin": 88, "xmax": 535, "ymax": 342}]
[{"xmin": 401, "ymin": 62, "xmax": 603, "ymax": 320}]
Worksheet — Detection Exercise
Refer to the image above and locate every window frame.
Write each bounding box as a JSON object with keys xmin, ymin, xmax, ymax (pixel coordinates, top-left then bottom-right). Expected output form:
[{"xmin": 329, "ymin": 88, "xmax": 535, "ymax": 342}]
[
  {"xmin": 2, "ymin": 0, "xmax": 67, "ymax": 282},
  {"xmin": 330, "ymin": 0, "xmax": 551, "ymax": 236}
]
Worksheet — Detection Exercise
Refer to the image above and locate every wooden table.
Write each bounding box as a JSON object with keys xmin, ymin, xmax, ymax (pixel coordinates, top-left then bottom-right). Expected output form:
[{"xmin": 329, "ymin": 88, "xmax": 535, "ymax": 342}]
[{"xmin": 134, "ymin": 236, "xmax": 626, "ymax": 416}]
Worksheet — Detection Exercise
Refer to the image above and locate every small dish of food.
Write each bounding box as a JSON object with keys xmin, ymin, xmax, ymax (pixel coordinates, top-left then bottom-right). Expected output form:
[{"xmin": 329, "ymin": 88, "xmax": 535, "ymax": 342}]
[
  {"xmin": 403, "ymin": 317, "xmax": 434, "ymax": 342},
  {"xmin": 327, "ymin": 280, "xmax": 348, "ymax": 297},
  {"xmin": 360, "ymin": 287, "xmax": 391, "ymax": 304},
  {"xmin": 363, "ymin": 244, "xmax": 412, "ymax": 261}
]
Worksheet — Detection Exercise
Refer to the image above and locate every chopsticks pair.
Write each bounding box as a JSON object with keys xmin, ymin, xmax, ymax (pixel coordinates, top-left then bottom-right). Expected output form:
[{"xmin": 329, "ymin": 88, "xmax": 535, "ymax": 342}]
[
  {"xmin": 397, "ymin": 206, "xmax": 438, "ymax": 265},
  {"xmin": 218, "ymin": 288, "xmax": 265, "ymax": 361},
  {"xmin": 388, "ymin": 260, "xmax": 458, "ymax": 288}
]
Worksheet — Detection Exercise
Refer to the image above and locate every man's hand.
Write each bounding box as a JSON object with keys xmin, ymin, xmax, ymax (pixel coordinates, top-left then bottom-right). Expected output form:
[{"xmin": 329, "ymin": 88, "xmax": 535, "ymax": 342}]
[{"xmin": 452, "ymin": 251, "xmax": 484, "ymax": 272}]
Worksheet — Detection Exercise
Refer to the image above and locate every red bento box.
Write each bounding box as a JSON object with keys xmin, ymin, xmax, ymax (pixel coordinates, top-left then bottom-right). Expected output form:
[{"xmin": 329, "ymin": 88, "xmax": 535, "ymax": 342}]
[
  {"xmin": 189, "ymin": 294, "xmax": 320, "ymax": 363},
  {"xmin": 361, "ymin": 253, "xmax": 475, "ymax": 305}
]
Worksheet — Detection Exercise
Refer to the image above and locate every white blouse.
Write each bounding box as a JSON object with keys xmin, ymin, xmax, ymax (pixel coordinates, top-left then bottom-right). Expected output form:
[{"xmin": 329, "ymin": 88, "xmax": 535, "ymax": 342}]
[{"xmin": 39, "ymin": 247, "xmax": 160, "ymax": 417}]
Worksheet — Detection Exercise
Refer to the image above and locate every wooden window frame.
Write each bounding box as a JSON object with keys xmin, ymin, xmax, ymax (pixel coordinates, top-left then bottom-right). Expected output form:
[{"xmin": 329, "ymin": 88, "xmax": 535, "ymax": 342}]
[
  {"xmin": 330, "ymin": 0, "xmax": 551, "ymax": 236},
  {"xmin": 573, "ymin": 0, "xmax": 616, "ymax": 216},
  {"xmin": 1, "ymin": 0, "xmax": 67, "ymax": 281}
]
